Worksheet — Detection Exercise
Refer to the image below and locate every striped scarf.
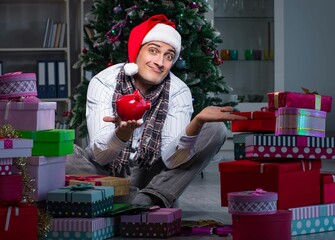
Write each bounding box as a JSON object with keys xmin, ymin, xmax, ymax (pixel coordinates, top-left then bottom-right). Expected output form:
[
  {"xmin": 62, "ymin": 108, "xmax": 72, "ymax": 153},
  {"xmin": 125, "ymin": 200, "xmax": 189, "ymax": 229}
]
[{"xmin": 108, "ymin": 66, "xmax": 170, "ymax": 177}]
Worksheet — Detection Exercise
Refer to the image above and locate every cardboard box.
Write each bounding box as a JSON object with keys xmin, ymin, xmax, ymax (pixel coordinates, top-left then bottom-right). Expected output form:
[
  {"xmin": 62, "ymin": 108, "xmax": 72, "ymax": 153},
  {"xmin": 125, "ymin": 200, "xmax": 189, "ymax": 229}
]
[
  {"xmin": 268, "ymin": 91, "xmax": 332, "ymax": 112},
  {"xmin": 0, "ymin": 102, "xmax": 56, "ymax": 130},
  {"xmin": 0, "ymin": 204, "xmax": 38, "ymax": 240},
  {"xmin": 19, "ymin": 129, "xmax": 75, "ymax": 156},
  {"xmin": 66, "ymin": 174, "xmax": 130, "ymax": 196},
  {"xmin": 232, "ymin": 210, "xmax": 292, "ymax": 240},
  {"xmin": 47, "ymin": 185, "xmax": 114, "ymax": 218},
  {"xmin": 219, "ymin": 159, "xmax": 321, "ymax": 209},
  {"xmin": 0, "ymin": 174, "xmax": 22, "ymax": 201},
  {"xmin": 45, "ymin": 217, "xmax": 117, "ymax": 240},
  {"xmin": 231, "ymin": 111, "xmax": 275, "ymax": 132},
  {"xmin": 121, "ymin": 208, "xmax": 182, "ymax": 238},
  {"xmin": 275, "ymin": 107, "xmax": 326, "ymax": 137},
  {"xmin": 0, "ymin": 138, "xmax": 33, "ymax": 158}
]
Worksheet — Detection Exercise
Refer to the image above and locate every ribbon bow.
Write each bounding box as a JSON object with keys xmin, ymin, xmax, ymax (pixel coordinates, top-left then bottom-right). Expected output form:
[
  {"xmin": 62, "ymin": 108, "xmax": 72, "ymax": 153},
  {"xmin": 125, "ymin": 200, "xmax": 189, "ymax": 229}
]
[
  {"xmin": 0, "ymin": 200, "xmax": 29, "ymax": 232},
  {"xmin": 251, "ymin": 188, "xmax": 267, "ymax": 195},
  {"xmin": 70, "ymin": 183, "xmax": 94, "ymax": 191},
  {"xmin": 301, "ymin": 87, "xmax": 319, "ymax": 95}
]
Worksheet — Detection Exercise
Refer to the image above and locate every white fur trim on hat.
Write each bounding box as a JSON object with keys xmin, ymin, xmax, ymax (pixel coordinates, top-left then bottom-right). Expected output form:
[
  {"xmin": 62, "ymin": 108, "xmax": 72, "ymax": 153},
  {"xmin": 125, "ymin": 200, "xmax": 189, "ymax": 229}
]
[
  {"xmin": 123, "ymin": 62, "xmax": 139, "ymax": 76},
  {"xmin": 142, "ymin": 23, "xmax": 181, "ymax": 63}
]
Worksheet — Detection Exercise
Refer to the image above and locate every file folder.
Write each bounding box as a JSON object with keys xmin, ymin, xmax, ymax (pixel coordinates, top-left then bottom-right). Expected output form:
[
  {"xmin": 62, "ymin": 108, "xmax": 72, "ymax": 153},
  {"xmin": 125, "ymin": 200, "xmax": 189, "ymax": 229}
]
[
  {"xmin": 56, "ymin": 60, "xmax": 68, "ymax": 98},
  {"xmin": 47, "ymin": 61, "xmax": 57, "ymax": 98},
  {"xmin": 37, "ymin": 61, "xmax": 47, "ymax": 98}
]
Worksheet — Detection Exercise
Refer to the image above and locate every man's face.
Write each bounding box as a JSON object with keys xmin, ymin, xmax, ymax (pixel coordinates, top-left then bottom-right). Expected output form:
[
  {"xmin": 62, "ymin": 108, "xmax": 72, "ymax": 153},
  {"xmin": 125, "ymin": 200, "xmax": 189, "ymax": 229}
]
[{"xmin": 134, "ymin": 41, "xmax": 176, "ymax": 94}]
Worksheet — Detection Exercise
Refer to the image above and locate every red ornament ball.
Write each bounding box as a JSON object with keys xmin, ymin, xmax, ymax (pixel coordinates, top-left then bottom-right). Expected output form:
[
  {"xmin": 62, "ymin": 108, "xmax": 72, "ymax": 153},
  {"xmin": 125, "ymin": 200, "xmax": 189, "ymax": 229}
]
[
  {"xmin": 107, "ymin": 61, "xmax": 113, "ymax": 67},
  {"xmin": 82, "ymin": 48, "xmax": 87, "ymax": 54}
]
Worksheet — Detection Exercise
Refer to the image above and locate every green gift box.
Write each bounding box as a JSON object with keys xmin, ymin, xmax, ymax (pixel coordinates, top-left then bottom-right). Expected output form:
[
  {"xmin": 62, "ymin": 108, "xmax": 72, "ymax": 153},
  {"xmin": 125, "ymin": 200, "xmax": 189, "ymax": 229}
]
[
  {"xmin": 47, "ymin": 184, "xmax": 114, "ymax": 218},
  {"xmin": 18, "ymin": 129, "xmax": 75, "ymax": 156}
]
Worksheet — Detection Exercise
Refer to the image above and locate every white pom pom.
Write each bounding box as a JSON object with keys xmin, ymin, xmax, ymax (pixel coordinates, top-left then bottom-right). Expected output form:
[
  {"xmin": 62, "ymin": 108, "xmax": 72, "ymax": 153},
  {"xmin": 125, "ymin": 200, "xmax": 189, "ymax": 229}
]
[{"xmin": 124, "ymin": 63, "xmax": 138, "ymax": 76}]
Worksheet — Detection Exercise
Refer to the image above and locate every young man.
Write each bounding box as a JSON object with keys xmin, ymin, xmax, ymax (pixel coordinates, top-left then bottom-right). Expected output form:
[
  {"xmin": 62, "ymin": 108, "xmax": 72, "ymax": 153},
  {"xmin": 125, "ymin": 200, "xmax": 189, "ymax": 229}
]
[{"xmin": 69, "ymin": 14, "xmax": 246, "ymax": 207}]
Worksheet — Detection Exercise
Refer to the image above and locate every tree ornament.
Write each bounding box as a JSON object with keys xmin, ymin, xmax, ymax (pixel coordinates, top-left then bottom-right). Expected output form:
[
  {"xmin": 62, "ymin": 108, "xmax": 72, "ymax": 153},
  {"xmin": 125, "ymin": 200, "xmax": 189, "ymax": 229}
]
[
  {"xmin": 82, "ymin": 48, "xmax": 87, "ymax": 54},
  {"xmin": 175, "ymin": 57, "xmax": 186, "ymax": 69},
  {"xmin": 113, "ymin": 5, "xmax": 122, "ymax": 14},
  {"xmin": 213, "ymin": 50, "xmax": 223, "ymax": 65},
  {"xmin": 107, "ymin": 61, "xmax": 113, "ymax": 67}
]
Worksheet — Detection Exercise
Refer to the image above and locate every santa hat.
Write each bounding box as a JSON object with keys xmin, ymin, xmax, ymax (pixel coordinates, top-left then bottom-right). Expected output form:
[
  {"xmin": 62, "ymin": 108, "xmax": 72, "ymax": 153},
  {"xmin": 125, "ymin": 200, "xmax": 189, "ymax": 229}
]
[{"xmin": 124, "ymin": 14, "xmax": 181, "ymax": 76}]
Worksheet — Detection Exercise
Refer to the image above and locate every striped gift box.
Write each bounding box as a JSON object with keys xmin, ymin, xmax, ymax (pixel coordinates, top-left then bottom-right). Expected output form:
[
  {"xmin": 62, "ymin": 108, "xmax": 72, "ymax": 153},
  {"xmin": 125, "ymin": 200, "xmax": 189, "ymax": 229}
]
[{"xmin": 290, "ymin": 203, "xmax": 335, "ymax": 220}]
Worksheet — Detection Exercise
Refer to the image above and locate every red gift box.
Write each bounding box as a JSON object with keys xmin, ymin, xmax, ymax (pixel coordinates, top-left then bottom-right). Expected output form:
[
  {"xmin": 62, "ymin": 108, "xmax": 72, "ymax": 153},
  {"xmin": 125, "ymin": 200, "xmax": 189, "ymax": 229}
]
[
  {"xmin": 267, "ymin": 91, "xmax": 333, "ymax": 112},
  {"xmin": 219, "ymin": 159, "xmax": 321, "ymax": 209},
  {"xmin": 321, "ymin": 172, "xmax": 335, "ymax": 204},
  {"xmin": 0, "ymin": 158, "xmax": 13, "ymax": 176},
  {"xmin": 232, "ymin": 210, "xmax": 292, "ymax": 240},
  {"xmin": 231, "ymin": 111, "xmax": 275, "ymax": 132},
  {"xmin": 0, "ymin": 174, "xmax": 22, "ymax": 201},
  {"xmin": 0, "ymin": 204, "xmax": 38, "ymax": 240}
]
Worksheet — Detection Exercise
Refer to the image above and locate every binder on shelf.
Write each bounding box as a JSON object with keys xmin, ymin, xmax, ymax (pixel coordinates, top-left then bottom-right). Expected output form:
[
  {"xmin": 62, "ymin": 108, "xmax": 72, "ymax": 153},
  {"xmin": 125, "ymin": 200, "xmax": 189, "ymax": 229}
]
[
  {"xmin": 37, "ymin": 61, "xmax": 47, "ymax": 98},
  {"xmin": 56, "ymin": 60, "xmax": 68, "ymax": 98},
  {"xmin": 46, "ymin": 61, "xmax": 57, "ymax": 98}
]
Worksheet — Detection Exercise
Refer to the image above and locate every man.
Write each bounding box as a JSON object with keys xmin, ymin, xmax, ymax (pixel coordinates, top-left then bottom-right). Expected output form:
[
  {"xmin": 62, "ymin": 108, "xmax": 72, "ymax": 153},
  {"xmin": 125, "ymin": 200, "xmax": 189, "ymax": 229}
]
[{"xmin": 70, "ymin": 14, "xmax": 246, "ymax": 207}]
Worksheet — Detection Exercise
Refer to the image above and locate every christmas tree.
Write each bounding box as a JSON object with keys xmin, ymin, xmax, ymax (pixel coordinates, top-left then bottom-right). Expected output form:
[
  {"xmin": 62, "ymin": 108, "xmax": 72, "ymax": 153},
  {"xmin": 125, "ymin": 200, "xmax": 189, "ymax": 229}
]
[{"xmin": 70, "ymin": 0, "xmax": 233, "ymax": 138}]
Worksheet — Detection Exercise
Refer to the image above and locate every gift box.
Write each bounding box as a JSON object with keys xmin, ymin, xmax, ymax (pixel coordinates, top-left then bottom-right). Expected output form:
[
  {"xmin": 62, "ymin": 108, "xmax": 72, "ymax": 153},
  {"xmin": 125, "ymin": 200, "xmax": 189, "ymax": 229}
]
[
  {"xmin": 231, "ymin": 111, "xmax": 276, "ymax": 132},
  {"xmin": 0, "ymin": 204, "xmax": 38, "ymax": 240},
  {"xmin": 45, "ymin": 217, "xmax": 117, "ymax": 240},
  {"xmin": 219, "ymin": 159, "xmax": 321, "ymax": 209},
  {"xmin": 0, "ymin": 174, "xmax": 22, "ymax": 201},
  {"xmin": 47, "ymin": 185, "xmax": 114, "ymax": 218},
  {"xmin": 275, "ymin": 107, "xmax": 327, "ymax": 137},
  {"xmin": 0, "ymin": 138, "xmax": 33, "ymax": 158},
  {"xmin": 25, "ymin": 156, "xmax": 66, "ymax": 201},
  {"xmin": 232, "ymin": 210, "xmax": 292, "ymax": 240},
  {"xmin": 19, "ymin": 129, "xmax": 75, "ymax": 156},
  {"xmin": 0, "ymin": 158, "xmax": 13, "ymax": 175},
  {"xmin": 0, "ymin": 72, "xmax": 37, "ymax": 100},
  {"xmin": 121, "ymin": 208, "xmax": 182, "ymax": 238},
  {"xmin": 66, "ymin": 174, "xmax": 130, "ymax": 196},
  {"xmin": 245, "ymin": 145, "xmax": 335, "ymax": 160},
  {"xmin": 245, "ymin": 134, "xmax": 335, "ymax": 148},
  {"xmin": 321, "ymin": 173, "xmax": 335, "ymax": 204},
  {"xmin": 290, "ymin": 203, "xmax": 335, "ymax": 236},
  {"xmin": 228, "ymin": 189, "xmax": 278, "ymax": 215},
  {"xmin": 0, "ymin": 102, "xmax": 56, "ymax": 131},
  {"xmin": 268, "ymin": 91, "xmax": 332, "ymax": 112}
]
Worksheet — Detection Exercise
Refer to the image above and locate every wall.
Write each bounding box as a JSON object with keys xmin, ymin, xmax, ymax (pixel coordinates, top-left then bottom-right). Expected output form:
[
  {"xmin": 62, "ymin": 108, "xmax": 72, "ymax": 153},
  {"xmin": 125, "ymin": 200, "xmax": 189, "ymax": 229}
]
[{"xmin": 275, "ymin": 0, "xmax": 335, "ymax": 133}]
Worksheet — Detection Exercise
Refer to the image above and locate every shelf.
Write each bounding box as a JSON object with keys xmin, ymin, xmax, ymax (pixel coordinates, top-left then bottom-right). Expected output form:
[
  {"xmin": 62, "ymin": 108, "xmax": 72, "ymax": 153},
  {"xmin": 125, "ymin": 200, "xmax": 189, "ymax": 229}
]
[{"xmin": 0, "ymin": 48, "xmax": 68, "ymax": 52}]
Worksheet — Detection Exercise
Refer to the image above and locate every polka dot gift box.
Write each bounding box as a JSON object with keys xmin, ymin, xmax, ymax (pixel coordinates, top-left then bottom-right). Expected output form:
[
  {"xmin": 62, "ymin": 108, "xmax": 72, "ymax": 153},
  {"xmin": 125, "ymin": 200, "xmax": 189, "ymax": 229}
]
[{"xmin": 290, "ymin": 202, "xmax": 335, "ymax": 236}]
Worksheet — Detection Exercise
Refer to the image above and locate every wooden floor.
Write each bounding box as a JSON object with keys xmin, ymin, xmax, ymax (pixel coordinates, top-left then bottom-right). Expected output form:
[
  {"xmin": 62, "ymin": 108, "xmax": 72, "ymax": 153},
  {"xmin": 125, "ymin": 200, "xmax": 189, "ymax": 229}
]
[{"xmin": 111, "ymin": 149, "xmax": 335, "ymax": 240}]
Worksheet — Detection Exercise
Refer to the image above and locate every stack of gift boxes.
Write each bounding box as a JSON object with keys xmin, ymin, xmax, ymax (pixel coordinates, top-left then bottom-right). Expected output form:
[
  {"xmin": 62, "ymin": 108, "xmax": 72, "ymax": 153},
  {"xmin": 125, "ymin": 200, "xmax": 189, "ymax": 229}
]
[{"xmin": 219, "ymin": 90, "xmax": 335, "ymax": 238}]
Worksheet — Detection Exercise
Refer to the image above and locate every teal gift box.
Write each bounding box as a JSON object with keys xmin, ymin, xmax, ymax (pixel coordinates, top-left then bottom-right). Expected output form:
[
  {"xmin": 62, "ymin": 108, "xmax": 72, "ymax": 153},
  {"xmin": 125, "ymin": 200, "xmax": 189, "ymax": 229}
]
[
  {"xmin": 19, "ymin": 129, "xmax": 75, "ymax": 156},
  {"xmin": 290, "ymin": 203, "xmax": 335, "ymax": 236},
  {"xmin": 44, "ymin": 217, "xmax": 117, "ymax": 240},
  {"xmin": 47, "ymin": 184, "xmax": 114, "ymax": 218}
]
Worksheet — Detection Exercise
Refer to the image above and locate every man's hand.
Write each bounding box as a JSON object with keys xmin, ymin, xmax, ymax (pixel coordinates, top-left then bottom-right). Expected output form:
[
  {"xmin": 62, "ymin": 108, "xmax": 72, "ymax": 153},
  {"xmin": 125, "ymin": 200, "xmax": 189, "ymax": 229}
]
[
  {"xmin": 103, "ymin": 116, "xmax": 143, "ymax": 142},
  {"xmin": 186, "ymin": 106, "xmax": 247, "ymax": 137}
]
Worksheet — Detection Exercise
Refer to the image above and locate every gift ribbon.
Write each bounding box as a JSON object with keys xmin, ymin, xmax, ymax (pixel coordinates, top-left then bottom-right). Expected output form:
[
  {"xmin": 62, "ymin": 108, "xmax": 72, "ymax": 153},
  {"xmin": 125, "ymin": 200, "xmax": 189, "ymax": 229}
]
[
  {"xmin": 332, "ymin": 175, "xmax": 335, "ymax": 183},
  {"xmin": 274, "ymin": 92, "xmax": 279, "ymax": 109},
  {"xmin": 66, "ymin": 175, "xmax": 107, "ymax": 186},
  {"xmin": 0, "ymin": 200, "xmax": 29, "ymax": 232},
  {"xmin": 315, "ymin": 95, "xmax": 321, "ymax": 110},
  {"xmin": 62, "ymin": 184, "xmax": 107, "ymax": 203},
  {"xmin": 0, "ymin": 138, "xmax": 13, "ymax": 149}
]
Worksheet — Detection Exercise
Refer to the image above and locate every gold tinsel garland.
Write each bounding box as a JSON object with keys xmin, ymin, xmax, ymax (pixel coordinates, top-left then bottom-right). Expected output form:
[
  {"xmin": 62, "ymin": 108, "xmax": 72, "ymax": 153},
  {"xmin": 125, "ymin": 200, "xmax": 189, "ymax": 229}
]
[{"xmin": 0, "ymin": 123, "xmax": 51, "ymax": 238}]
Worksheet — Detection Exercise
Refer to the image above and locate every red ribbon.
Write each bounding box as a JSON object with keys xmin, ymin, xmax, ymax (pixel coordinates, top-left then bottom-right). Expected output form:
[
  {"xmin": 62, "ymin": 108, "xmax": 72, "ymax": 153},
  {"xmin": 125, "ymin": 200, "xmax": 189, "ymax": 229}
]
[
  {"xmin": 65, "ymin": 175, "xmax": 108, "ymax": 186},
  {"xmin": 0, "ymin": 200, "xmax": 30, "ymax": 232}
]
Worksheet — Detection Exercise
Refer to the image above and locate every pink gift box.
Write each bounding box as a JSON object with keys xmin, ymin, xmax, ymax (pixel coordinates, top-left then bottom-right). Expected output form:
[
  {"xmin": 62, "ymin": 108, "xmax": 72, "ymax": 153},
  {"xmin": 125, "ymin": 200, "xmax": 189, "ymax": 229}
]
[
  {"xmin": 245, "ymin": 134, "xmax": 335, "ymax": 148},
  {"xmin": 228, "ymin": 189, "xmax": 278, "ymax": 215},
  {"xmin": 0, "ymin": 174, "xmax": 22, "ymax": 201},
  {"xmin": 0, "ymin": 102, "xmax": 56, "ymax": 130},
  {"xmin": 268, "ymin": 91, "xmax": 332, "ymax": 112},
  {"xmin": 232, "ymin": 210, "xmax": 292, "ymax": 240},
  {"xmin": 13, "ymin": 156, "xmax": 66, "ymax": 201},
  {"xmin": 245, "ymin": 145, "xmax": 335, "ymax": 160},
  {"xmin": 0, "ymin": 138, "xmax": 33, "ymax": 158},
  {"xmin": 275, "ymin": 107, "xmax": 327, "ymax": 137},
  {"xmin": 121, "ymin": 208, "xmax": 182, "ymax": 238},
  {"xmin": 0, "ymin": 158, "xmax": 13, "ymax": 176},
  {"xmin": 0, "ymin": 72, "xmax": 37, "ymax": 100}
]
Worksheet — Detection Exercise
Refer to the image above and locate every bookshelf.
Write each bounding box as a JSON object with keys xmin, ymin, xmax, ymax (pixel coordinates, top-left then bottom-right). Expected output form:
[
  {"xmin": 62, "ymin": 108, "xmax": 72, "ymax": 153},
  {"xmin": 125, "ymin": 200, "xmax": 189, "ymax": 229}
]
[{"xmin": 0, "ymin": 0, "xmax": 71, "ymax": 127}]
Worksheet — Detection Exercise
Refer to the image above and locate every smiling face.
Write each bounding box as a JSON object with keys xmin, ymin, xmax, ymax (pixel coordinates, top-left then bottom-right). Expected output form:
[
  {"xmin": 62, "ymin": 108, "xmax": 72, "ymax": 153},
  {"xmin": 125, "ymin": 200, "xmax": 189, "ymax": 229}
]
[{"xmin": 133, "ymin": 41, "xmax": 176, "ymax": 95}]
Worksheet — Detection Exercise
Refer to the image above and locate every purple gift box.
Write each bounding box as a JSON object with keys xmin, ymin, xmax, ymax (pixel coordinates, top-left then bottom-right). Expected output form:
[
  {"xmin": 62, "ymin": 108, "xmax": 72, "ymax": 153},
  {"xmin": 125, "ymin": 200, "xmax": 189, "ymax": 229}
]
[
  {"xmin": 121, "ymin": 208, "xmax": 182, "ymax": 238},
  {"xmin": 0, "ymin": 102, "xmax": 56, "ymax": 131}
]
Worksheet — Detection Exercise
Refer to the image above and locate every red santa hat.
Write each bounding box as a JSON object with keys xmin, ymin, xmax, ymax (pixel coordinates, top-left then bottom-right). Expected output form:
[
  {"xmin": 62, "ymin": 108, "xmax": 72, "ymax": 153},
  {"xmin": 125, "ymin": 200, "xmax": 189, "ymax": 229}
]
[{"xmin": 124, "ymin": 14, "xmax": 181, "ymax": 76}]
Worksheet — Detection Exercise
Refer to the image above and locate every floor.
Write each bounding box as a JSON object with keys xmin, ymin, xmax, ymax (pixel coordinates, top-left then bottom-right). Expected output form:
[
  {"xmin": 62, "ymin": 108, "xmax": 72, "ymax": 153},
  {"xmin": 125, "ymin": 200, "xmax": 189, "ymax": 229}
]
[{"xmin": 111, "ymin": 147, "xmax": 335, "ymax": 240}]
